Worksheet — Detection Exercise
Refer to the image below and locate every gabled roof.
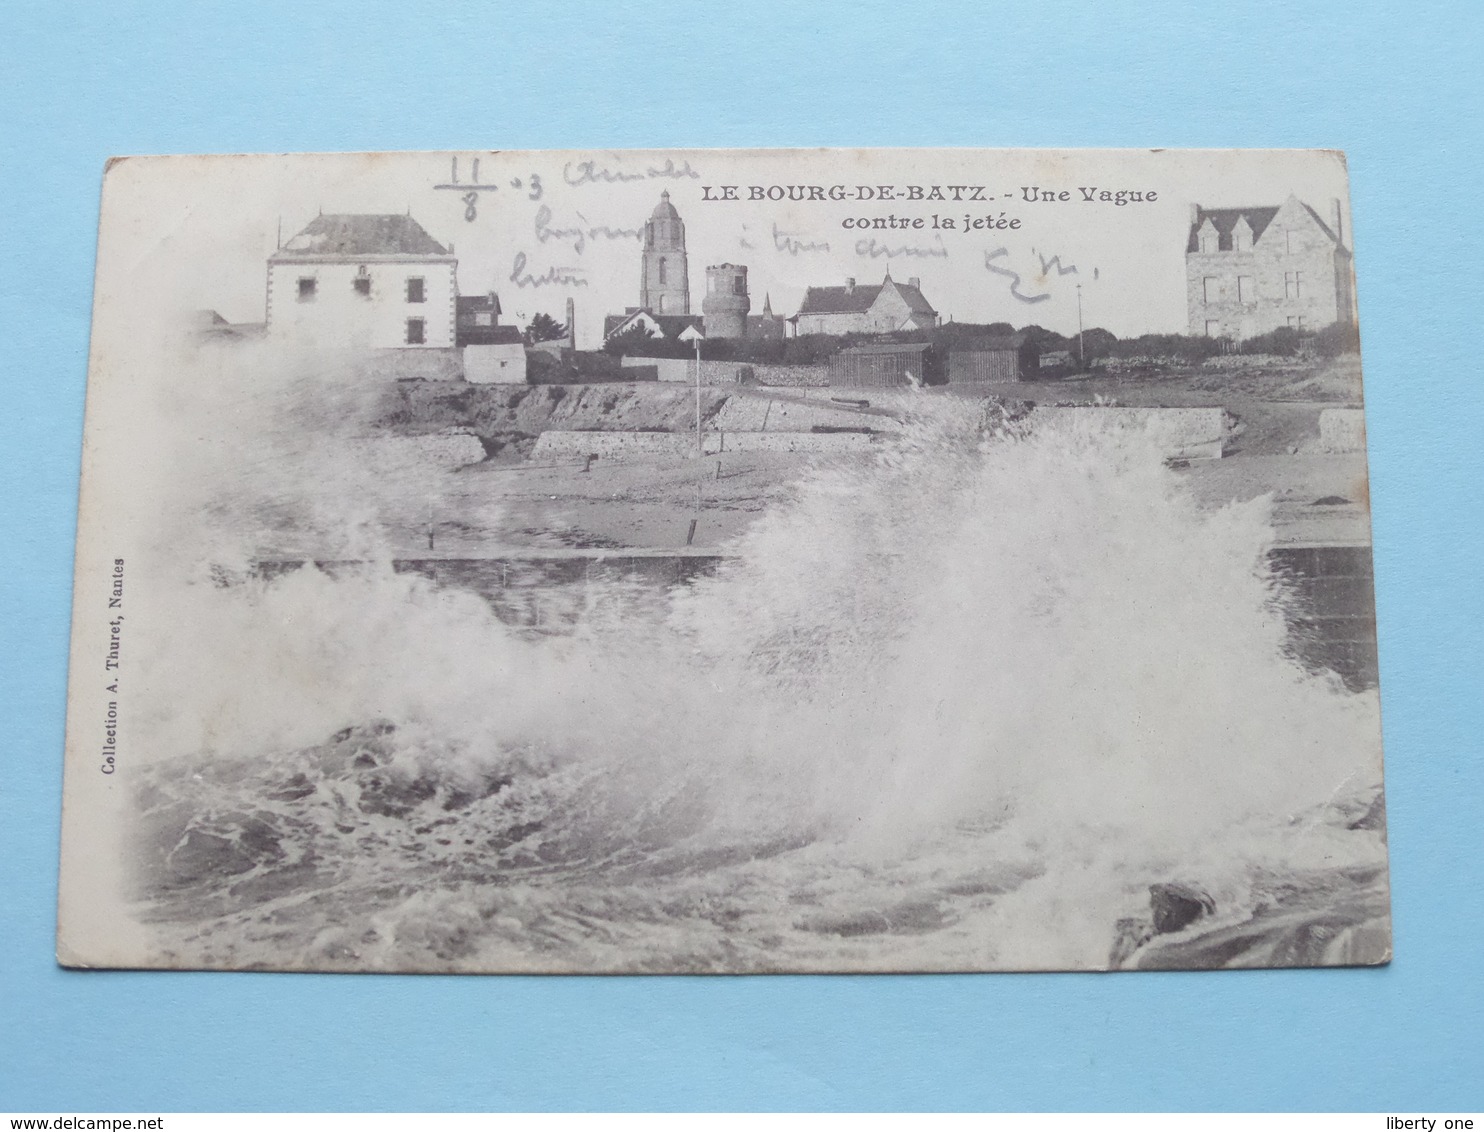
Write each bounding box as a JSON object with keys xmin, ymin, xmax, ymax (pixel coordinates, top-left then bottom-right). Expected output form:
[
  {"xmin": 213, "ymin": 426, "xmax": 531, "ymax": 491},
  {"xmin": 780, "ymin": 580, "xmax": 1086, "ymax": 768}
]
[
  {"xmin": 797, "ymin": 275, "xmax": 937, "ymax": 317},
  {"xmin": 891, "ymin": 278, "xmax": 938, "ymax": 317},
  {"xmin": 271, "ymin": 214, "xmax": 451, "ymax": 259},
  {"xmin": 602, "ymin": 309, "xmax": 705, "ymax": 341},
  {"xmin": 1299, "ymin": 202, "xmax": 1341, "ymax": 243},
  {"xmin": 655, "ymin": 313, "xmax": 705, "ymax": 338},
  {"xmin": 1186, "ymin": 206, "xmax": 1280, "ymax": 253},
  {"xmin": 476, "ymin": 325, "xmax": 523, "ymax": 346},
  {"xmin": 457, "ymin": 294, "xmax": 502, "ymax": 318},
  {"xmin": 799, "ymin": 283, "xmax": 882, "ymax": 315}
]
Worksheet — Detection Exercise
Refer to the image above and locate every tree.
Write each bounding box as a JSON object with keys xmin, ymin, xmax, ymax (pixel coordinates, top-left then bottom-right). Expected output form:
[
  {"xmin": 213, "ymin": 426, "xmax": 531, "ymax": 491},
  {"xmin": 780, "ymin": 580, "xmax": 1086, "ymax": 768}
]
[
  {"xmin": 1075, "ymin": 326, "xmax": 1118, "ymax": 363},
  {"xmin": 524, "ymin": 312, "xmax": 569, "ymax": 345}
]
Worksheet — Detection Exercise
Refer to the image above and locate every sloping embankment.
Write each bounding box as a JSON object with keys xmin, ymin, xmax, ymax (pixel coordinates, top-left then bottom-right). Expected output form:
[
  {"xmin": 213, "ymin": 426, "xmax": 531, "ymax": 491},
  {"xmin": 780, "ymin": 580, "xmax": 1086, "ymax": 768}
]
[
  {"xmin": 376, "ymin": 381, "xmax": 887, "ymax": 457},
  {"xmin": 377, "ymin": 381, "xmax": 735, "ymax": 456}
]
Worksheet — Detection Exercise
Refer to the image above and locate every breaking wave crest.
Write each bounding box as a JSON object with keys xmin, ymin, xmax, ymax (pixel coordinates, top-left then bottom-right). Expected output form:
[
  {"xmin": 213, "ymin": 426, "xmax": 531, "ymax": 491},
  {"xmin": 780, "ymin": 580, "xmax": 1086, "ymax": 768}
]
[{"xmin": 128, "ymin": 400, "xmax": 1386, "ymax": 971}]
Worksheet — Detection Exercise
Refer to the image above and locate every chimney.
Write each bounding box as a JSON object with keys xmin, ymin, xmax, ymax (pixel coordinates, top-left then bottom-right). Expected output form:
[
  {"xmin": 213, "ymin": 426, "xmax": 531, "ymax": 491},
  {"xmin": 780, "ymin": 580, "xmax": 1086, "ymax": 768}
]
[
  {"xmin": 907, "ymin": 276, "xmax": 921, "ymax": 290},
  {"xmin": 565, "ymin": 297, "xmax": 576, "ymax": 349},
  {"xmin": 1330, "ymin": 198, "xmax": 1344, "ymax": 247},
  {"xmin": 845, "ymin": 277, "xmax": 855, "ymax": 293},
  {"xmin": 1190, "ymin": 203, "xmax": 1201, "ymax": 228}
]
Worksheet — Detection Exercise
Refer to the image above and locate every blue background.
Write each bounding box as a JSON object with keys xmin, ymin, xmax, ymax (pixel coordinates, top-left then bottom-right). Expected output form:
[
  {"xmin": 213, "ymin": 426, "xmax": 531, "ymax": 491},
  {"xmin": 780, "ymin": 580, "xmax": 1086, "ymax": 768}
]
[{"xmin": 2, "ymin": 0, "xmax": 1480, "ymax": 1112}]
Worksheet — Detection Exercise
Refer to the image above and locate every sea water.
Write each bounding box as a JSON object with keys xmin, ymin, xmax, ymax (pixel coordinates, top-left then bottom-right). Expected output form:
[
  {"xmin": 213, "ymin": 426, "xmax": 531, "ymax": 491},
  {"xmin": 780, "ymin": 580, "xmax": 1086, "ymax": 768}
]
[{"xmin": 123, "ymin": 357, "xmax": 1387, "ymax": 971}]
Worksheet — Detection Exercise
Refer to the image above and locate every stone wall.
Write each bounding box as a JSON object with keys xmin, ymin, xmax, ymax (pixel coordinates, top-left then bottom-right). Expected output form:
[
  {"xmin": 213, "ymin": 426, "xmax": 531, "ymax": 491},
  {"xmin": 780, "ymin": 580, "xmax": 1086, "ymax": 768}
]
[
  {"xmin": 348, "ymin": 430, "xmax": 487, "ymax": 474},
  {"xmin": 711, "ymin": 396, "xmax": 890, "ymax": 433},
  {"xmin": 1268, "ymin": 545, "xmax": 1378, "ymax": 690},
  {"xmin": 1318, "ymin": 408, "xmax": 1366, "ymax": 453},
  {"xmin": 748, "ymin": 364, "xmax": 831, "ymax": 387},
  {"xmin": 1031, "ymin": 406, "xmax": 1226, "ymax": 459},
  {"xmin": 356, "ymin": 348, "xmax": 465, "ymax": 381},
  {"xmin": 621, "ymin": 357, "xmax": 755, "ymax": 385},
  {"xmin": 530, "ymin": 429, "xmax": 873, "ymax": 460}
]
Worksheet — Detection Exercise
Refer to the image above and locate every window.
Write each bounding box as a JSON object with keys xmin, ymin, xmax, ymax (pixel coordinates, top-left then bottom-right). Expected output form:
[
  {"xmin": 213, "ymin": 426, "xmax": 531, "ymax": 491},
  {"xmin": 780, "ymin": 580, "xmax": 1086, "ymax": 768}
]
[
  {"xmin": 1203, "ymin": 277, "xmax": 1219, "ymax": 304},
  {"xmin": 1284, "ymin": 271, "xmax": 1304, "ymax": 299},
  {"xmin": 1286, "ymin": 230, "xmax": 1299, "ymax": 254},
  {"xmin": 406, "ymin": 277, "xmax": 425, "ymax": 303},
  {"xmin": 1199, "ymin": 229, "xmax": 1217, "ymax": 253},
  {"xmin": 1237, "ymin": 275, "xmax": 1255, "ymax": 303},
  {"xmin": 297, "ymin": 276, "xmax": 317, "ymax": 301},
  {"xmin": 1232, "ymin": 228, "xmax": 1250, "ymax": 253},
  {"xmin": 353, "ymin": 271, "xmax": 371, "ymax": 297},
  {"xmin": 1205, "ymin": 320, "xmax": 1222, "ymax": 338},
  {"xmin": 406, "ymin": 318, "xmax": 425, "ymax": 345},
  {"xmin": 658, "ymin": 258, "xmax": 667, "ymax": 286},
  {"xmin": 733, "ymin": 276, "xmax": 746, "ymax": 295},
  {"xmin": 1287, "ymin": 316, "xmax": 1307, "ymax": 330}
]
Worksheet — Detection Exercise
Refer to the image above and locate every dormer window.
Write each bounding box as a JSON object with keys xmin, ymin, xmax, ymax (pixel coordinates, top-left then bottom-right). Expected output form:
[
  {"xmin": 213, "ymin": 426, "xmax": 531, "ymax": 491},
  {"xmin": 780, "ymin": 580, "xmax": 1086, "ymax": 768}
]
[
  {"xmin": 1197, "ymin": 220, "xmax": 1219, "ymax": 254},
  {"xmin": 1231, "ymin": 217, "xmax": 1253, "ymax": 253}
]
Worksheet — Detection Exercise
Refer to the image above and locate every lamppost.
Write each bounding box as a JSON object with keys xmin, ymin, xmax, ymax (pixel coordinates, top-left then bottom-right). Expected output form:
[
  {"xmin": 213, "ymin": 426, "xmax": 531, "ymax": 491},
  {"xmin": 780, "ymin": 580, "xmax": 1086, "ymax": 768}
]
[
  {"xmin": 1076, "ymin": 281, "xmax": 1085, "ymax": 370},
  {"xmin": 694, "ymin": 334, "xmax": 704, "ymax": 454}
]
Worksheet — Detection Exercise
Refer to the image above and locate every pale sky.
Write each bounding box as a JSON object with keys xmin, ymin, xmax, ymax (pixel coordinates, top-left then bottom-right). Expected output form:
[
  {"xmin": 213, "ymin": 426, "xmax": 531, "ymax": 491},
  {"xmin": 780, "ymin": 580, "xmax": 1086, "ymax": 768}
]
[{"xmin": 99, "ymin": 148, "xmax": 1354, "ymax": 348}]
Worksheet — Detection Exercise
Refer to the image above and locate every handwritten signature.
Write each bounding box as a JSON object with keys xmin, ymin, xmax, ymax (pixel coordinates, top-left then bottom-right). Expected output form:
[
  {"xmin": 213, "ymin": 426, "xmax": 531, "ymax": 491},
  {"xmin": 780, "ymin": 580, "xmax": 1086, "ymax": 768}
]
[
  {"xmin": 509, "ymin": 251, "xmax": 587, "ymax": 289},
  {"xmin": 855, "ymin": 236, "xmax": 948, "ymax": 260},
  {"xmin": 563, "ymin": 157, "xmax": 700, "ymax": 187},
  {"xmin": 534, "ymin": 206, "xmax": 642, "ymax": 255},
  {"xmin": 773, "ymin": 223, "xmax": 830, "ymax": 255},
  {"xmin": 984, "ymin": 248, "xmax": 1097, "ymax": 303}
]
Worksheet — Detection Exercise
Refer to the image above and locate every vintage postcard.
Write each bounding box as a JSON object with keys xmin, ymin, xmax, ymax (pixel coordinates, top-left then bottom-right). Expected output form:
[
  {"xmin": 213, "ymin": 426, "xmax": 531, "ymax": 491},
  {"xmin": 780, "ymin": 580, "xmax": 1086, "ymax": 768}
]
[{"xmin": 58, "ymin": 148, "xmax": 1389, "ymax": 972}]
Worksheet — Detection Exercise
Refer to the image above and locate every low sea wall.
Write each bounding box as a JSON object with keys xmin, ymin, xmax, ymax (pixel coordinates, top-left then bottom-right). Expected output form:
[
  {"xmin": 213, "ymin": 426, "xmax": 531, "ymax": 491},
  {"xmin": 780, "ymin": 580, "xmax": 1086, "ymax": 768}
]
[
  {"xmin": 1031, "ymin": 406, "xmax": 1226, "ymax": 460},
  {"xmin": 530, "ymin": 429, "xmax": 873, "ymax": 460},
  {"xmin": 1318, "ymin": 408, "xmax": 1366, "ymax": 453},
  {"xmin": 347, "ymin": 430, "xmax": 487, "ymax": 473},
  {"xmin": 710, "ymin": 396, "xmax": 889, "ymax": 433},
  {"xmin": 748, "ymin": 364, "xmax": 831, "ymax": 388},
  {"xmin": 1269, "ymin": 544, "xmax": 1378, "ymax": 691},
  {"xmin": 622, "ymin": 357, "xmax": 755, "ymax": 385},
  {"xmin": 254, "ymin": 541, "xmax": 1378, "ymax": 690}
]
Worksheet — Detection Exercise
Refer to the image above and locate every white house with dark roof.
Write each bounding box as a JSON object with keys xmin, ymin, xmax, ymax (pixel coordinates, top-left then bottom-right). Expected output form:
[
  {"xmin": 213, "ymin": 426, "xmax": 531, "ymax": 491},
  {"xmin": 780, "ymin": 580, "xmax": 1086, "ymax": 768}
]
[
  {"xmin": 602, "ymin": 308, "xmax": 706, "ymax": 344},
  {"xmin": 792, "ymin": 272, "xmax": 939, "ymax": 336},
  {"xmin": 266, "ymin": 213, "xmax": 457, "ymax": 349},
  {"xmin": 1185, "ymin": 194, "xmax": 1355, "ymax": 339}
]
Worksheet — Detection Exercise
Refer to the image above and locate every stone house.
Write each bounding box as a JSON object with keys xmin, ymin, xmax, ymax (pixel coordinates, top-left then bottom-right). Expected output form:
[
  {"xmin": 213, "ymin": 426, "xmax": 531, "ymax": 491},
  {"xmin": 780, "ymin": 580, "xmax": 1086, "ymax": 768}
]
[
  {"xmin": 793, "ymin": 273, "xmax": 939, "ymax": 336},
  {"xmin": 1185, "ymin": 194, "xmax": 1355, "ymax": 339},
  {"xmin": 266, "ymin": 214, "xmax": 457, "ymax": 349}
]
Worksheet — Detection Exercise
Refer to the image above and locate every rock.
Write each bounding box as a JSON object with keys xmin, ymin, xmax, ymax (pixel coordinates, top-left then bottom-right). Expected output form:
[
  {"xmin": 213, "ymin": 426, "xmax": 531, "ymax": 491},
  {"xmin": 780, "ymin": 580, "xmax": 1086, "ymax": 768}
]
[
  {"xmin": 1347, "ymin": 792, "xmax": 1387, "ymax": 833},
  {"xmin": 1109, "ymin": 916, "xmax": 1154, "ymax": 967},
  {"xmin": 1149, "ymin": 882, "xmax": 1216, "ymax": 934}
]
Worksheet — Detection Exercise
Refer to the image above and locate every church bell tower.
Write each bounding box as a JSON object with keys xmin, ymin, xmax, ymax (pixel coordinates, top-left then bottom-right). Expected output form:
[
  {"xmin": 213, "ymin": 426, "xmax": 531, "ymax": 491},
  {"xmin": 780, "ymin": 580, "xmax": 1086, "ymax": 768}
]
[{"xmin": 640, "ymin": 191, "xmax": 690, "ymax": 315}]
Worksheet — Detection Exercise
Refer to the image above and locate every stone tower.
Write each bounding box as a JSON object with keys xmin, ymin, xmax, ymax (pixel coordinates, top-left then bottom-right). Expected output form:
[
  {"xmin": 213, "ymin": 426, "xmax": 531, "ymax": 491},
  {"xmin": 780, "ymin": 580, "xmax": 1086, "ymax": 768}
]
[
  {"xmin": 702, "ymin": 263, "xmax": 750, "ymax": 338},
  {"xmin": 640, "ymin": 190, "xmax": 690, "ymax": 315}
]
